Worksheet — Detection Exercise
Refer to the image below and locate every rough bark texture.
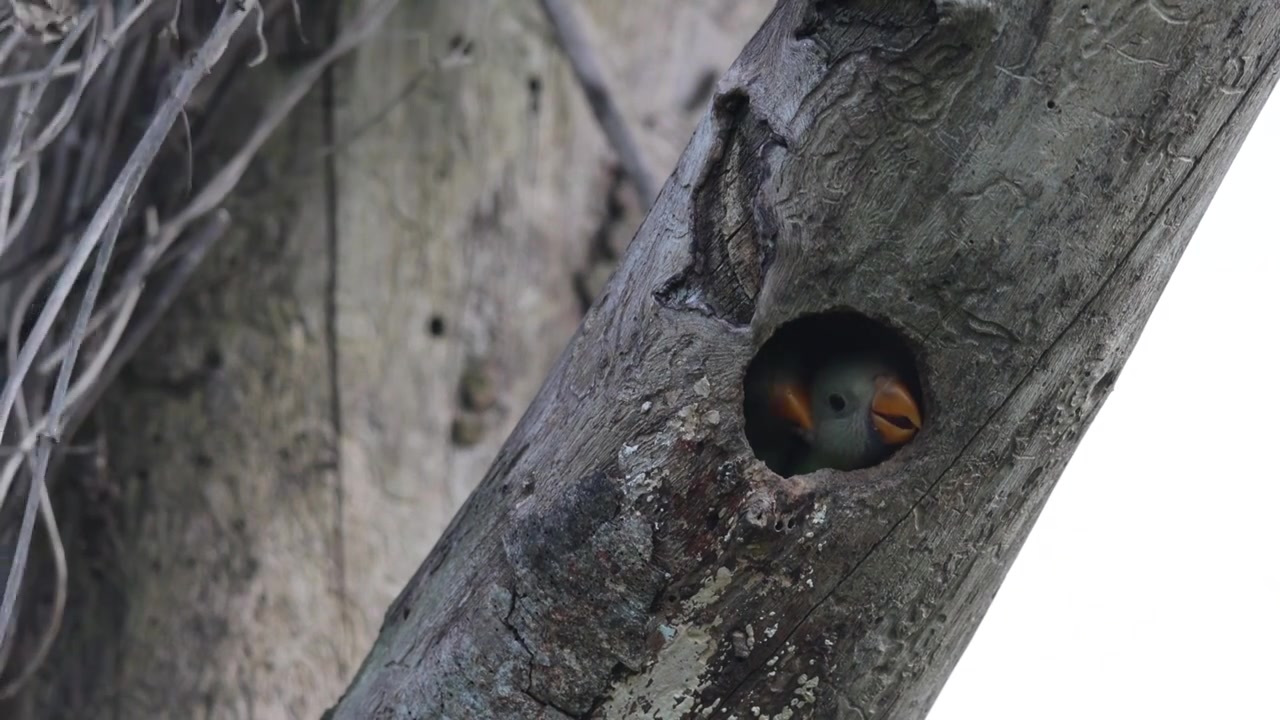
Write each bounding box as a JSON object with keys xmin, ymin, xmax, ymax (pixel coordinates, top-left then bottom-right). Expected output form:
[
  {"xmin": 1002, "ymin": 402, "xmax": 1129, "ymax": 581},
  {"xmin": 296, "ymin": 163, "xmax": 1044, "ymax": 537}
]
[
  {"xmin": 23, "ymin": 1, "xmax": 771, "ymax": 718},
  {"xmin": 329, "ymin": 1, "xmax": 1280, "ymax": 718}
]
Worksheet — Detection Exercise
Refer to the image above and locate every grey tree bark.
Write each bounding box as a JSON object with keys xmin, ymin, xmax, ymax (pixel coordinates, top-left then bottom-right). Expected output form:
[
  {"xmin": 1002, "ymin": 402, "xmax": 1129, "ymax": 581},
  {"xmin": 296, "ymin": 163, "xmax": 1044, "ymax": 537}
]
[
  {"xmin": 20, "ymin": 1, "xmax": 771, "ymax": 718},
  {"xmin": 327, "ymin": 1, "xmax": 1280, "ymax": 718}
]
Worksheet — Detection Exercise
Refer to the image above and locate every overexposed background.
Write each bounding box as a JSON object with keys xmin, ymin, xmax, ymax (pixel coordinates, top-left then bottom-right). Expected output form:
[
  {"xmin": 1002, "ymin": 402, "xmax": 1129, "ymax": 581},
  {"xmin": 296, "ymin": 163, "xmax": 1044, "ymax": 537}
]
[{"xmin": 930, "ymin": 93, "xmax": 1280, "ymax": 716}]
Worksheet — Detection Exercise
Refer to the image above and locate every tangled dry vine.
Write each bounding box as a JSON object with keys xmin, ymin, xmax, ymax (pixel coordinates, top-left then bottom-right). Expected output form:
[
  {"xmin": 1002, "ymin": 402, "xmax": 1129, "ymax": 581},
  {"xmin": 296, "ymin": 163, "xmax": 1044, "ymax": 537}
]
[{"xmin": 0, "ymin": 0, "xmax": 396, "ymax": 699}]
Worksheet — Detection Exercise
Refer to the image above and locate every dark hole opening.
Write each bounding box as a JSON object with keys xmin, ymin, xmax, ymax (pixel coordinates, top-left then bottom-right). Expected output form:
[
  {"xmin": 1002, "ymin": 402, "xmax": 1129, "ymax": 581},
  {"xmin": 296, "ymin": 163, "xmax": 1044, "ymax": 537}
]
[
  {"xmin": 742, "ymin": 309, "xmax": 923, "ymax": 477},
  {"xmin": 705, "ymin": 509, "xmax": 720, "ymax": 530}
]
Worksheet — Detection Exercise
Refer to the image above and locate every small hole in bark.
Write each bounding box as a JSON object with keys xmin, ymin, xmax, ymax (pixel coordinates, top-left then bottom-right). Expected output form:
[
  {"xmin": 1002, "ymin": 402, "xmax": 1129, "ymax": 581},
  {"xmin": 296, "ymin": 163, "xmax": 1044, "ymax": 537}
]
[
  {"xmin": 204, "ymin": 347, "xmax": 223, "ymax": 370},
  {"xmin": 1046, "ymin": 99, "xmax": 1058, "ymax": 109},
  {"xmin": 428, "ymin": 315, "xmax": 446, "ymax": 336},
  {"xmin": 742, "ymin": 310, "xmax": 924, "ymax": 477},
  {"xmin": 527, "ymin": 75, "xmax": 542, "ymax": 113},
  {"xmin": 401, "ymin": 606, "xmax": 410, "ymax": 620},
  {"xmin": 705, "ymin": 509, "xmax": 720, "ymax": 530},
  {"xmin": 448, "ymin": 34, "xmax": 472, "ymax": 56},
  {"xmin": 1091, "ymin": 369, "xmax": 1118, "ymax": 400}
]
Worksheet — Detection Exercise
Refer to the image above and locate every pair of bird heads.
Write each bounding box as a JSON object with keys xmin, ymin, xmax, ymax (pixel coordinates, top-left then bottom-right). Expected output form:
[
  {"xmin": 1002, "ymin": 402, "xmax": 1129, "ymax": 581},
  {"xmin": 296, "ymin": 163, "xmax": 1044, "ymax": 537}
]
[{"xmin": 744, "ymin": 328, "xmax": 923, "ymax": 477}]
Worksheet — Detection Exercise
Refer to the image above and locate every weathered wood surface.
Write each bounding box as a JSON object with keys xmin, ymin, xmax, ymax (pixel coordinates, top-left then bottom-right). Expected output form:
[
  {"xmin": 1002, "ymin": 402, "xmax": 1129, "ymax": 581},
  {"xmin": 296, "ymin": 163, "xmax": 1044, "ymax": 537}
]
[
  {"xmin": 329, "ymin": 1, "xmax": 1280, "ymax": 718},
  {"xmin": 23, "ymin": 1, "xmax": 771, "ymax": 718}
]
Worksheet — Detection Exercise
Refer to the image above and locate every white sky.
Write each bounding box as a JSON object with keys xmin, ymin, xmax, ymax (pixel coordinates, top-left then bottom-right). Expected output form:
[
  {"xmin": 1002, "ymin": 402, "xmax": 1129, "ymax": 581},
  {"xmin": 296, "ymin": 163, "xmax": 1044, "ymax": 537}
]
[{"xmin": 930, "ymin": 93, "xmax": 1280, "ymax": 717}]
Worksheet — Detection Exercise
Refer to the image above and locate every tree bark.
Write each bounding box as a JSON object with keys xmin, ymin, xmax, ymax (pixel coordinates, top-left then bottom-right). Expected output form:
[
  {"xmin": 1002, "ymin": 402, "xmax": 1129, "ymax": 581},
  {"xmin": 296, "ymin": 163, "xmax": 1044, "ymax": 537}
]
[
  {"xmin": 328, "ymin": 1, "xmax": 1280, "ymax": 718},
  {"xmin": 25, "ymin": 1, "xmax": 770, "ymax": 718}
]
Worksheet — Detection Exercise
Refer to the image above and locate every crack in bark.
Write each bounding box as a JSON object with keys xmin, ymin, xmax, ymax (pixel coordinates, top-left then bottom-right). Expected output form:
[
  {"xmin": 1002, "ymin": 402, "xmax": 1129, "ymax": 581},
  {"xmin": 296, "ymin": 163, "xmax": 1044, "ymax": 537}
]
[
  {"xmin": 654, "ymin": 88, "xmax": 778, "ymax": 326},
  {"xmin": 505, "ymin": 589, "xmax": 585, "ymax": 719},
  {"xmin": 319, "ymin": 0, "xmax": 351, "ymax": 674},
  {"xmin": 502, "ymin": 589, "xmax": 536, "ymax": 692}
]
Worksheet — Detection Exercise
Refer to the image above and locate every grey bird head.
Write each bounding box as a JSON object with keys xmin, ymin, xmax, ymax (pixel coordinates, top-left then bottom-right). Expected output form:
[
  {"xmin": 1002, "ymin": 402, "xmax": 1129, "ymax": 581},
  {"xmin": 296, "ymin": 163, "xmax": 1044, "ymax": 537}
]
[{"xmin": 770, "ymin": 354, "xmax": 923, "ymax": 473}]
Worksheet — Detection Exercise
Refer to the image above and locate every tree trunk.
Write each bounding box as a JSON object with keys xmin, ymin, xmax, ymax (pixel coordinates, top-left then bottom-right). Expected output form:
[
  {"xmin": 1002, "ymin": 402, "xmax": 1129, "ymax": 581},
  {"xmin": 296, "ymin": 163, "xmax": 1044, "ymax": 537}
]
[
  {"xmin": 327, "ymin": 1, "xmax": 1280, "ymax": 718},
  {"xmin": 26, "ymin": 1, "xmax": 770, "ymax": 718}
]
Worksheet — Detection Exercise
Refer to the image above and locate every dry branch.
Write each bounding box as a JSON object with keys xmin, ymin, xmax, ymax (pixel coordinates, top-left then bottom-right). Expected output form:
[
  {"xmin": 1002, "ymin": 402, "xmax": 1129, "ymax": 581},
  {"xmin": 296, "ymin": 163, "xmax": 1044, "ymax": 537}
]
[
  {"xmin": 539, "ymin": 0, "xmax": 658, "ymax": 207},
  {"xmin": 328, "ymin": 1, "xmax": 1280, "ymax": 717}
]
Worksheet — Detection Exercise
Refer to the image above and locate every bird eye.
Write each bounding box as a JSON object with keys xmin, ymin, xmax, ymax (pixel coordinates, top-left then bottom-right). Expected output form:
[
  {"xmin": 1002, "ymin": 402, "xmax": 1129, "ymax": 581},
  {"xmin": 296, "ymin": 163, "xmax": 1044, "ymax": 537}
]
[{"xmin": 827, "ymin": 394, "xmax": 846, "ymax": 412}]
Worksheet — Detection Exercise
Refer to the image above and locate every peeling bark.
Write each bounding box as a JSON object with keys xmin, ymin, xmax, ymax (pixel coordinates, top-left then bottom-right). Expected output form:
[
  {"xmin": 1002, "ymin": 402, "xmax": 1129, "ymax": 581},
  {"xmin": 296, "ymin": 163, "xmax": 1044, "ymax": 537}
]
[{"xmin": 329, "ymin": 1, "xmax": 1280, "ymax": 718}]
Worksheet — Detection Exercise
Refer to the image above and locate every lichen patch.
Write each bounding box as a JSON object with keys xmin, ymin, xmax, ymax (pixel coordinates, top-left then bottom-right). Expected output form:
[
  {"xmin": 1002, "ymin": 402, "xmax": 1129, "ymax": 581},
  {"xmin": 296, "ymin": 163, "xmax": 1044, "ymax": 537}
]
[
  {"xmin": 689, "ymin": 566, "xmax": 734, "ymax": 610},
  {"xmin": 599, "ymin": 623, "xmax": 717, "ymax": 719}
]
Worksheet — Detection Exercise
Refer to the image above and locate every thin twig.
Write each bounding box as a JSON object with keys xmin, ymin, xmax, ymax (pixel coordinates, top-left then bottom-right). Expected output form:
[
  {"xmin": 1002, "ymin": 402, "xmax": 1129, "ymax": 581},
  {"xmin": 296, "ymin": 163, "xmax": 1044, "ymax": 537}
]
[
  {"xmin": 82, "ymin": 33, "xmax": 151, "ymax": 209},
  {"xmin": 0, "ymin": 25, "xmax": 25, "ymax": 67},
  {"xmin": 0, "ymin": 60, "xmax": 82, "ymax": 89},
  {"xmin": 7, "ymin": 248, "xmax": 69, "ymax": 392},
  {"xmin": 2, "ymin": 155, "xmax": 38, "ymax": 249},
  {"xmin": 0, "ymin": 480, "xmax": 65, "ymax": 698},
  {"xmin": 537, "ymin": 0, "xmax": 658, "ymax": 207}
]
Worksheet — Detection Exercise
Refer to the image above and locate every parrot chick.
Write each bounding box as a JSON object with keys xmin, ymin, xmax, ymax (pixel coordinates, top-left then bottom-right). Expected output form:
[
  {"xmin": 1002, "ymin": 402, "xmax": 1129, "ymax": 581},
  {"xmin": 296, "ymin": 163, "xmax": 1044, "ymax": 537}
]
[{"xmin": 767, "ymin": 353, "xmax": 922, "ymax": 474}]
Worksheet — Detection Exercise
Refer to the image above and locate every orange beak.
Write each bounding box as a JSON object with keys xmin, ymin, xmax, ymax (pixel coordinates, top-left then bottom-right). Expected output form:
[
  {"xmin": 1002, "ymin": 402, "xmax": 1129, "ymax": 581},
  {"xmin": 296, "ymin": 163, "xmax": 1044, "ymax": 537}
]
[
  {"xmin": 769, "ymin": 381, "xmax": 814, "ymax": 433},
  {"xmin": 871, "ymin": 376, "xmax": 922, "ymax": 445}
]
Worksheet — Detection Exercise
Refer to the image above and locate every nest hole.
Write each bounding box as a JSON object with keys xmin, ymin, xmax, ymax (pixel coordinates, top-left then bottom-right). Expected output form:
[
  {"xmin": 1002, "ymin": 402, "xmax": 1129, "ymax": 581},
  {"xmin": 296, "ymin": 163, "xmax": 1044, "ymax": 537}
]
[{"xmin": 742, "ymin": 310, "xmax": 923, "ymax": 477}]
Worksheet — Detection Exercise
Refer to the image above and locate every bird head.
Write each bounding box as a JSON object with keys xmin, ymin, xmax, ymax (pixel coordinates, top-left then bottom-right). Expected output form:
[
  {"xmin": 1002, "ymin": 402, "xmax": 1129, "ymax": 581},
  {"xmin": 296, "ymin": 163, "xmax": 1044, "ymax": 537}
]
[{"xmin": 769, "ymin": 356, "xmax": 922, "ymax": 471}]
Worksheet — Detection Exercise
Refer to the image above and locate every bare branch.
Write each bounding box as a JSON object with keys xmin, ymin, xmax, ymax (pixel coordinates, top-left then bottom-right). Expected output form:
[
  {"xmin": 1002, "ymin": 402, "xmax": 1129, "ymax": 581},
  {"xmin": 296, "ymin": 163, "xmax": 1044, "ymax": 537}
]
[{"xmin": 538, "ymin": 0, "xmax": 658, "ymax": 207}]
